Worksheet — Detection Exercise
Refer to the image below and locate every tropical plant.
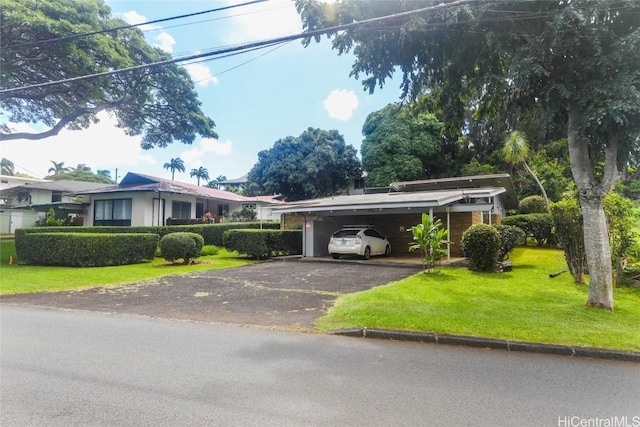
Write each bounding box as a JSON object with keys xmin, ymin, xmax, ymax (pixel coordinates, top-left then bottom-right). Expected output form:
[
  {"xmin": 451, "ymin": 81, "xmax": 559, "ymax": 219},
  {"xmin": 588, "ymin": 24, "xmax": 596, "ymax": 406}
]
[
  {"xmin": 1, "ymin": 158, "xmax": 15, "ymax": 175},
  {"xmin": 503, "ymin": 131, "xmax": 549, "ymax": 207},
  {"xmin": 190, "ymin": 166, "xmax": 210, "ymax": 186},
  {"xmin": 47, "ymin": 160, "xmax": 70, "ymax": 175},
  {"xmin": 408, "ymin": 213, "xmax": 449, "ymax": 273},
  {"xmin": 163, "ymin": 158, "xmax": 185, "ymax": 181},
  {"xmin": 461, "ymin": 224, "xmax": 501, "ymax": 272}
]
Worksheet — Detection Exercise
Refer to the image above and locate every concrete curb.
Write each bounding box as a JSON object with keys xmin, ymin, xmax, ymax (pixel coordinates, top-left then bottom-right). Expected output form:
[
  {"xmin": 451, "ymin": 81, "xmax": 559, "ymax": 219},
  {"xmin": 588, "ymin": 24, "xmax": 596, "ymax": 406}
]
[{"xmin": 331, "ymin": 328, "xmax": 640, "ymax": 362}]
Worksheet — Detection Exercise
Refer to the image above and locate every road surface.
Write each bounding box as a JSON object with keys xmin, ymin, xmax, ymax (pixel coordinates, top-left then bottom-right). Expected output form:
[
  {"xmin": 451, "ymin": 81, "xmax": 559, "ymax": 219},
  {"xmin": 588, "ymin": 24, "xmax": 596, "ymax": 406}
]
[{"xmin": 1, "ymin": 306, "xmax": 638, "ymax": 426}]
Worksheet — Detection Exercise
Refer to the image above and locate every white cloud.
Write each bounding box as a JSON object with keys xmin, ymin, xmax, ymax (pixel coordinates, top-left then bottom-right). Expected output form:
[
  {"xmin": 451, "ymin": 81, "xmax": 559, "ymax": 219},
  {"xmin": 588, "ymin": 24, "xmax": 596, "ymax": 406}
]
[
  {"xmin": 183, "ymin": 63, "xmax": 218, "ymax": 87},
  {"xmin": 1, "ymin": 113, "xmax": 155, "ymax": 179},
  {"xmin": 323, "ymin": 89, "xmax": 359, "ymax": 121},
  {"xmin": 180, "ymin": 138, "xmax": 233, "ymax": 169},
  {"xmin": 221, "ymin": 1, "xmax": 302, "ymax": 44},
  {"xmin": 120, "ymin": 10, "xmax": 175, "ymax": 53},
  {"xmin": 154, "ymin": 32, "xmax": 176, "ymax": 53}
]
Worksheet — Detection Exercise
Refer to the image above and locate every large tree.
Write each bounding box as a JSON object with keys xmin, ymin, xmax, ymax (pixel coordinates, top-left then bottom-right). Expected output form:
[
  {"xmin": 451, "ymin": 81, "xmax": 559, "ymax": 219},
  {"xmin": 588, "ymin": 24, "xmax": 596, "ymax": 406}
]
[
  {"xmin": 0, "ymin": 0, "xmax": 217, "ymax": 148},
  {"xmin": 190, "ymin": 166, "xmax": 210, "ymax": 186},
  {"xmin": 296, "ymin": 0, "xmax": 640, "ymax": 310},
  {"xmin": 246, "ymin": 128, "xmax": 362, "ymax": 201},
  {"xmin": 361, "ymin": 103, "xmax": 444, "ymax": 186}
]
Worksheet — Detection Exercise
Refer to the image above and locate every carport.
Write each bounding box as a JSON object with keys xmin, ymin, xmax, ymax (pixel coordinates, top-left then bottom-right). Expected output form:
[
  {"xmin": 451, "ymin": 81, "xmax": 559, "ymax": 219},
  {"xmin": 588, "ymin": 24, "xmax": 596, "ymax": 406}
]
[{"xmin": 273, "ymin": 174, "xmax": 518, "ymax": 258}]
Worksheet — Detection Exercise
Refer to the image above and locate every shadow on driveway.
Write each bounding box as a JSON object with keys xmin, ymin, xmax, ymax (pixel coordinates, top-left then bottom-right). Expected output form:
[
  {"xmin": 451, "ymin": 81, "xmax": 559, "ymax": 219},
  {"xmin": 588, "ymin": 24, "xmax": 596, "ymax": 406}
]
[{"xmin": 0, "ymin": 259, "xmax": 421, "ymax": 330}]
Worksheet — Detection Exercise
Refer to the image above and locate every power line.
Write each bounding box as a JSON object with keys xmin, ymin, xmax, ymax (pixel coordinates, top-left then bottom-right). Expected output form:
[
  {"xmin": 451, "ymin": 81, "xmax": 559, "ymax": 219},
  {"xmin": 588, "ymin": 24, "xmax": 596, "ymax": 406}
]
[
  {"xmin": 2, "ymin": 0, "xmax": 269, "ymax": 50},
  {"xmin": 0, "ymin": 0, "xmax": 478, "ymax": 96}
]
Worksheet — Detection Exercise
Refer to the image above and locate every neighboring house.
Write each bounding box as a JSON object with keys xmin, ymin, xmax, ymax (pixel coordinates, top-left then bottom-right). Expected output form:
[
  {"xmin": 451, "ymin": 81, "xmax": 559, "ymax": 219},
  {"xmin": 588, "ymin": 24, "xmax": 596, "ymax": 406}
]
[
  {"xmin": 78, "ymin": 172, "xmax": 282, "ymax": 227},
  {"xmin": 0, "ymin": 174, "xmax": 47, "ymax": 192},
  {"xmin": 218, "ymin": 174, "xmax": 247, "ymax": 192},
  {"xmin": 272, "ymin": 174, "xmax": 518, "ymax": 258},
  {"xmin": 0, "ymin": 179, "xmax": 112, "ymax": 233}
]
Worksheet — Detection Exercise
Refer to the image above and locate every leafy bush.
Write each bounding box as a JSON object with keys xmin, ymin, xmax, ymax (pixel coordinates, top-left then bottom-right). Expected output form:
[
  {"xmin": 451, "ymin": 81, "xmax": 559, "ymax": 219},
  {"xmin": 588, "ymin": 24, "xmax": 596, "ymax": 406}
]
[
  {"xmin": 159, "ymin": 232, "xmax": 204, "ymax": 264},
  {"xmin": 501, "ymin": 213, "xmax": 553, "ymax": 246},
  {"xmin": 493, "ymin": 224, "xmax": 526, "ymax": 262},
  {"xmin": 200, "ymin": 245, "xmax": 220, "ymax": 256},
  {"xmin": 550, "ymin": 197, "xmax": 587, "ymax": 283},
  {"xmin": 222, "ymin": 229, "xmax": 302, "ymax": 259},
  {"xmin": 518, "ymin": 195, "xmax": 548, "ymax": 214},
  {"xmin": 231, "ymin": 207, "xmax": 257, "ymax": 222},
  {"xmin": 15, "ymin": 233, "xmax": 158, "ymax": 266},
  {"xmin": 461, "ymin": 224, "xmax": 501, "ymax": 272}
]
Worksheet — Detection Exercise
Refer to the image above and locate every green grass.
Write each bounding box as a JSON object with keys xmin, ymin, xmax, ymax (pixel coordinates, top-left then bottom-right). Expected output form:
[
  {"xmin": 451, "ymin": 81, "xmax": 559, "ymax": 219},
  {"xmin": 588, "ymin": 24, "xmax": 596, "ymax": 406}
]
[
  {"xmin": 316, "ymin": 247, "xmax": 640, "ymax": 352},
  {"xmin": 0, "ymin": 239, "xmax": 253, "ymax": 295}
]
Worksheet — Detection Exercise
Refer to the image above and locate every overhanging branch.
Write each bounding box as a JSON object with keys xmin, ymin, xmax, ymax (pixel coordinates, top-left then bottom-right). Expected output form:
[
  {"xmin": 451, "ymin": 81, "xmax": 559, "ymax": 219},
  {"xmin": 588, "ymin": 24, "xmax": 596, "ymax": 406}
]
[{"xmin": 1, "ymin": 105, "xmax": 109, "ymax": 141}]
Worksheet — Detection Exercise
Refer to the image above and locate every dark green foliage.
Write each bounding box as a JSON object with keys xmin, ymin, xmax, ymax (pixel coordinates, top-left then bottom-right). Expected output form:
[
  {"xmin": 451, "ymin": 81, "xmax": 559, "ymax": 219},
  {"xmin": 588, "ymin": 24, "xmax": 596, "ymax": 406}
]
[
  {"xmin": 518, "ymin": 195, "xmax": 548, "ymax": 214},
  {"xmin": 501, "ymin": 214, "xmax": 553, "ymax": 247},
  {"xmin": 361, "ymin": 103, "xmax": 444, "ymax": 185},
  {"xmin": 550, "ymin": 198, "xmax": 587, "ymax": 283},
  {"xmin": 461, "ymin": 224, "xmax": 501, "ymax": 272},
  {"xmin": 222, "ymin": 229, "xmax": 302, "ymax": 260},
  {"xmin": 245, "ymin": 128, "xmax": 362, "ymax": 201},
  {"xmin": 159, "ymin": 232, "xmax": 203, "ymax": 264},
  {"xmin": 16, "ymin": 233, "xmax": 158, "ymax": 266},
  {"xmin": 493, "ymin": 224, "xmax": 526, "ymax": 262},
  {"xmin": 231, "ymin": 207, "xmax": 257, "ymax": 222}
]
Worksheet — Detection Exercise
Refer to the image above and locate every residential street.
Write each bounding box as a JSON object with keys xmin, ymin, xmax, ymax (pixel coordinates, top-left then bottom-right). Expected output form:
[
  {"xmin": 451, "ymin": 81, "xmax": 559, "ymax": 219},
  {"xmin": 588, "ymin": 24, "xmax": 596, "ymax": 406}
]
[{"xmin": 2, "ymin": 306, "xmax": 638, "ymax": 427}]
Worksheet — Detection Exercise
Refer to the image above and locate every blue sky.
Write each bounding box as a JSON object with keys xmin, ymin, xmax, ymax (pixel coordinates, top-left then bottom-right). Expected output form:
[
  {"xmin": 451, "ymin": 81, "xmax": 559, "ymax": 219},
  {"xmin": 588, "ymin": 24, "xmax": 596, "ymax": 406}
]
[{"xmin": 2, "ymin": 0, "xmax": 402, "ymax": 183}]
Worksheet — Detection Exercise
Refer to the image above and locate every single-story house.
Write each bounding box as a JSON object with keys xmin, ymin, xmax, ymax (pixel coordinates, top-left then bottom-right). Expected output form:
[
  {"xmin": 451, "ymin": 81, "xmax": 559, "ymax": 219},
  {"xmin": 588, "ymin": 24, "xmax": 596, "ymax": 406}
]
[
  {"xmin": 272, "ymin": 174, "xmax": 518, "ymax": 258},
  {"xmin": 0, "ymin": 179, "xmax": 112, "ymax": 233},
  {"xmin": 78, "ymin": 172, "xmax": 282, "ymax": 227}
]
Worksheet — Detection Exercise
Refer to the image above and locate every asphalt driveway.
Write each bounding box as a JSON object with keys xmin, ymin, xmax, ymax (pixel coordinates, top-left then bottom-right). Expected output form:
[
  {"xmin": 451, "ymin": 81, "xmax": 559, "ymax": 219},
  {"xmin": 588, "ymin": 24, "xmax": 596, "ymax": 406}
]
[{"xmin": 0, "ymin": 259, "xmax": 421, "ymax": 330}]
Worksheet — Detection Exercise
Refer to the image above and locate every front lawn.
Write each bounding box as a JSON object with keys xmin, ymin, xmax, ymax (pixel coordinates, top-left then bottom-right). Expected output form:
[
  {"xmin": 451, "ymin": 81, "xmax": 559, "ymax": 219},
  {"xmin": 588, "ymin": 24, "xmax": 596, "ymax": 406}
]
[
  {"xmin": 316, "ymin": 247, "xmax": 640, "ymax": 352},
  {"xmin": 0, "ymin": 239, "xmax": 253, "ymax": 295}
]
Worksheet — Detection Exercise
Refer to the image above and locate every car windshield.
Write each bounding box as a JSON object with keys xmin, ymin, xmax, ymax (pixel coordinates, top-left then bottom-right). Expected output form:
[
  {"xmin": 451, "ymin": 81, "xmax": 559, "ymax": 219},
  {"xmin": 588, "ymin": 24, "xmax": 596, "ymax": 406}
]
[{"xmin": 332, "ymin": 229, "xmax": 359, "ymax": 238}]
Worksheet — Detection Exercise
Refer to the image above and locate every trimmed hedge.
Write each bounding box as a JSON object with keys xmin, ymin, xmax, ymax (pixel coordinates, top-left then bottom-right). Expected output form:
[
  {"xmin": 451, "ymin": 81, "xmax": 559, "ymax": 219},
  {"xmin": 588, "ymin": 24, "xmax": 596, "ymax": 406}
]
[
  {"xmin": 16, "ymin": 233, "xmax": 158, "ymax": 267},
  {"xmin": 222, "ymin": 229, "xmax": 302, "ymax": 259},
  {"xmin": 500, "ymin": 213, "xmax": 553, "ymax": 246},
  {"xmin": 14, "ymin": 222, "xmax": 280, "ymax": 247},
  {"xmin": 461, "ymin": 224, "xmax": 501, "ymax": 272},
  {"xmin": 159, "ymin": 232, "xmax": 204, "ymax": 264}
]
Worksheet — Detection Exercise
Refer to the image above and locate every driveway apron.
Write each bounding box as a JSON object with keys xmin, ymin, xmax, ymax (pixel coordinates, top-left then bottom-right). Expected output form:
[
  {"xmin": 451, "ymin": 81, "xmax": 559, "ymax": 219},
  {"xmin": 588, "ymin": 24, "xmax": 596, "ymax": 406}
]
[{"xmin": 0, "ymin": 260, "xmax": 421, "ymax": 330}]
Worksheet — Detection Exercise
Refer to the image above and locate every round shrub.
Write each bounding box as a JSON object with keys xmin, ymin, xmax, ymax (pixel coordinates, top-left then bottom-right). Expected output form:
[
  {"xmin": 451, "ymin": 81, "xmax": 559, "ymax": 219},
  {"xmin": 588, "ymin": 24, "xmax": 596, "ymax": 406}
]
[
  {"xmin": 518, "ymin": 195, "xmax": 547, "ymax": 214},
  {"xmin": 159, "ymin": 232, "xmax": 204, "ymax": 264},
  {"xmin": 493, "ymin": 224, "xmax": 526, "ymax": 262},
  {"xmin": 461, "ymin": 224, "xmax": 501, "ymax": 272}
]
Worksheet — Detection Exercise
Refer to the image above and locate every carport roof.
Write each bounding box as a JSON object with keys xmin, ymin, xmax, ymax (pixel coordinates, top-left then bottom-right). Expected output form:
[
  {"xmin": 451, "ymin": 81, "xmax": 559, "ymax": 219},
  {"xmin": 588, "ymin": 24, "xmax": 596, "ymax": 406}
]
[{"xmin": 273, "ymin": 187, "xmax": 508, "ymax": 214}]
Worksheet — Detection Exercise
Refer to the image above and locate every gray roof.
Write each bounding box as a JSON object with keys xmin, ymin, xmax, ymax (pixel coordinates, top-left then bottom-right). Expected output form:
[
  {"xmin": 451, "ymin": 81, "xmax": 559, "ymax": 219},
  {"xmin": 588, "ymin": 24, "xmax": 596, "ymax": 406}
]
[
  {"xmin": 78, "ymin": 172, "xmax": 254, "ymax": 203},
  {"xmin": 0, "ymin": 179, "xmax": 112, "ymax": 195}
]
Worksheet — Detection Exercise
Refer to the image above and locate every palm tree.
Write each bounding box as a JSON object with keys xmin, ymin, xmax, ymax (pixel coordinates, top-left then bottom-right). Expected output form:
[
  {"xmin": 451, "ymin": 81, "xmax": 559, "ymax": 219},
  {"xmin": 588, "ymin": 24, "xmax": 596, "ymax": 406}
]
[
  {"xmin": 206, "ymin": 175, "xmax": 227, "ymax": 189},
  {"xmin": 1, "ymin": 158, "xmax": 15, "ymax": 175},
  {"xmin": 163, "ymin": 158, "xmax": 185, "ymax": 180},
  {"xmin": 97, "ymin": 169, "xmax": 112, "ymax": 179},
  {"xmin": 48, "ymin": 160, "xmax": 70, "ymax": 175},
  {"xmin": 190, "ymin": 166, "xmax": 210, "ymax": 186},
  {"xmin": 74, "ymin": 163, "xmax": 91, "ymax": 172},
  {"xmin": 503, "ymin": 131, "xmax": 549, "ymax": 207}
]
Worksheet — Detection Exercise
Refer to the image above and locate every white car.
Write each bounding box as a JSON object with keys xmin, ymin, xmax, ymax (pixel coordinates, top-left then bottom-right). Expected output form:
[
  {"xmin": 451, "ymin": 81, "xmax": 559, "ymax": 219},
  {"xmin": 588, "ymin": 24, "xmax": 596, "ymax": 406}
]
[{"xmin": 328, "ymin": 226, "xmax": 391, "ymax": 260}]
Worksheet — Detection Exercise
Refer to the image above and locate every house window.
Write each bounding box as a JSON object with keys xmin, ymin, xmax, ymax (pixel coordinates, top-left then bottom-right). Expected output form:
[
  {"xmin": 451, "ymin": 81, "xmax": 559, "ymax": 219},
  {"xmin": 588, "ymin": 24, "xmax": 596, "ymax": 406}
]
[
  {"xmin": 196, "ymin": 203, "xmax": 204, "ymax": 218},
  {"xmin": 52, "ymin": 192, "xmax": 62, "ymax": 203},
  {"xmin": 242, "ymin": 203, "xmax": 256, "ymax": 210},
  {"xmin": 217, "ymin": 204, "xmax": 229, "ymax": 216},
  {"xmin": 172, "ymin": 201, "xmax": 191, "ymax": 219},
  {"xmin": 94, "ymin": 198, "xmax": 132, "ymax": 226},
  {"xmin": 353, "ymin": 178, "xmax": 365, "ymax": 190}
]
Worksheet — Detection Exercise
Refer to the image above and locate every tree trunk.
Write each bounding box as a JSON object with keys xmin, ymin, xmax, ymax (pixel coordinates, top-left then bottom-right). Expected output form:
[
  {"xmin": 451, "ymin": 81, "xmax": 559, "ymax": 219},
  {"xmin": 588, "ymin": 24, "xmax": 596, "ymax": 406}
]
[
  {"xmin": 567, "ymin": 102, "xmax": 617, "ymax": 311},
  {"xmin": 523, "ymin": 161, "xmax": 549, "ymax": 207}
]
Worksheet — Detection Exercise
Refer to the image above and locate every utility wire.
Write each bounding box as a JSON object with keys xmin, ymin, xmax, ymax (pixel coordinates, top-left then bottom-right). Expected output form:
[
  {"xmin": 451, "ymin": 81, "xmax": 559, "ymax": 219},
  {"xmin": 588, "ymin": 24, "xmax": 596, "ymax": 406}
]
[
  {"xmin": 0, "ymin": 0, "xmax": 478, "ymax": 95},
  {"xmin": 3, "ymin": 0, "xmax": 269, "ymax": 50}
]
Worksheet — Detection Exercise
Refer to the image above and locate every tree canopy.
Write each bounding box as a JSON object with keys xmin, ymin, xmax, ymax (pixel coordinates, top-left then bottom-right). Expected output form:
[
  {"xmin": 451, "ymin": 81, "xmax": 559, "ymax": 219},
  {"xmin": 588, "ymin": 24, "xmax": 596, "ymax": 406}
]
[
  {"xmin": 361, "ymin": 103, "xmax": 444, "ymax": 186},
  {"xmin": 0, "ymin": 0, "xmax": 217, "ymax": 148},
  {"xmin": 296, "ymin": 0, "xmax": 640, "ymax": 310},
  {"xmin": 245, "ymin": 128, "xmax": 362, "ymax": 201}
]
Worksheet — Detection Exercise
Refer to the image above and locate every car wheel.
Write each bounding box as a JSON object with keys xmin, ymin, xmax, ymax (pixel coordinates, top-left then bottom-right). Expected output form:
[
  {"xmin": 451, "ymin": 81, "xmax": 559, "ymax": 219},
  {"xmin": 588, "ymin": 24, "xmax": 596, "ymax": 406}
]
[
  {"xmin": 384, "ymin": 245, "xmax": 391, "ymax": 257},
  {"xmin": 363, "ymin": 246, "xmax": 371, "ymax": 260},
  {"xmin": 331, "ymin": 254, "xmax": 340, "ymax": 259}
]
